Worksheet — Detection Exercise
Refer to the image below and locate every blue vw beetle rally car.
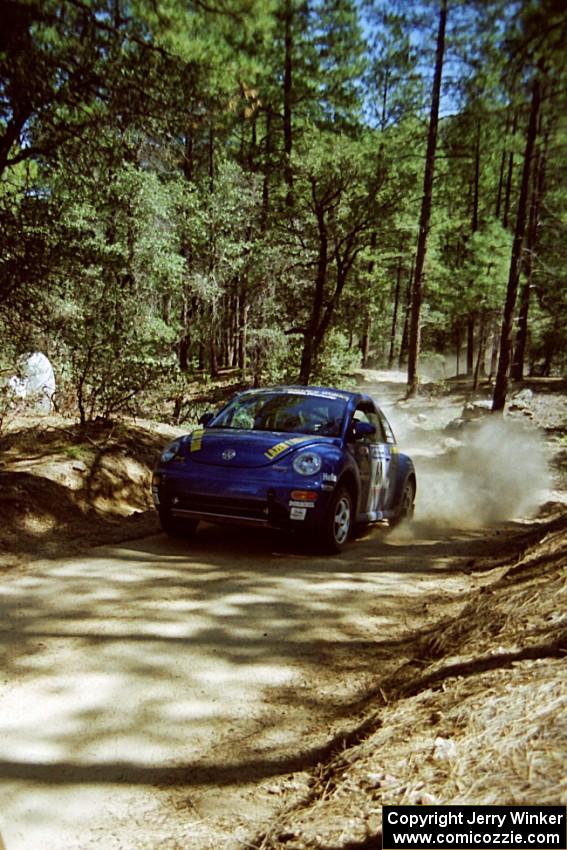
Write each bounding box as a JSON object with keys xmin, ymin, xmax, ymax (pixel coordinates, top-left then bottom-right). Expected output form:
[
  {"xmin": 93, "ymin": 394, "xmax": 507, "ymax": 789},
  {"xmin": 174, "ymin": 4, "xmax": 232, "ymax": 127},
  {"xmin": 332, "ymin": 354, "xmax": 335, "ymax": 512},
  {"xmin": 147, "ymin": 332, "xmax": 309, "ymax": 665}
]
[{"xmin": 152, "ymin": 386, "xmax": 416, "ymax": 553}]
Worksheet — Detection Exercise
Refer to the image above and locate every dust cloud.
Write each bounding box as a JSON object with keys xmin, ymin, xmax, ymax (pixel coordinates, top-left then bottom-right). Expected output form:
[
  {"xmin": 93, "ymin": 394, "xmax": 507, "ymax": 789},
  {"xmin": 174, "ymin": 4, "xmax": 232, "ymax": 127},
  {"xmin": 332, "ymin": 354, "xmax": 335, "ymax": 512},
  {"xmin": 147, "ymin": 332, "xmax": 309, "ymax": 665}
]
[
  {"xmin": 414, "ymin": 417, "xmax": 551, "ymax": 527},
  {"xmin": 363, "ymin": 374, "xmax": 551, "ymax": 530}
]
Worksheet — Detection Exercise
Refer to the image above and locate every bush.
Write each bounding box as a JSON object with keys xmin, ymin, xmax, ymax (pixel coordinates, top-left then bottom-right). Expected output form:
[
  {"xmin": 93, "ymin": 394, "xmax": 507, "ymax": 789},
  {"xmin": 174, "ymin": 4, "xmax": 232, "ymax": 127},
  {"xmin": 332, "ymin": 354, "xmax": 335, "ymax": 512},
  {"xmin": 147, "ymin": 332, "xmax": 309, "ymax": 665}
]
[{"xmin": 312, "ymin": 330, "xmax": 359, "ymax": 389}]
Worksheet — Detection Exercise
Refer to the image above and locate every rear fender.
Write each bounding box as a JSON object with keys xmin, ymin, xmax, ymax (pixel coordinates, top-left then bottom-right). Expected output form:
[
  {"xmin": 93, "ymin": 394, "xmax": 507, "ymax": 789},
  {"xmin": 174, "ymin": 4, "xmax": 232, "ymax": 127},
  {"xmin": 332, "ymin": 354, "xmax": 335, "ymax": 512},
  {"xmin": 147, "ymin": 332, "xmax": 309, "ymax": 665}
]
[{"xmin": 390, "ymin": 454, "xmax": 416, "ymax": 508}]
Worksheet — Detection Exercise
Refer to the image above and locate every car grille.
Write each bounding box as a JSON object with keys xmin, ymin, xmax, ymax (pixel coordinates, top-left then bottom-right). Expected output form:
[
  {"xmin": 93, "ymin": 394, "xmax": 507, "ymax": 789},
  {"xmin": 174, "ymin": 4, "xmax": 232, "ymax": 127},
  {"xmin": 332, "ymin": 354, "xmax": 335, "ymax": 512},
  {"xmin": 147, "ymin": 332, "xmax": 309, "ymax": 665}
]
[{"xmin": 171, "ymin": 493, "xmax": 270, "ymax": 525}]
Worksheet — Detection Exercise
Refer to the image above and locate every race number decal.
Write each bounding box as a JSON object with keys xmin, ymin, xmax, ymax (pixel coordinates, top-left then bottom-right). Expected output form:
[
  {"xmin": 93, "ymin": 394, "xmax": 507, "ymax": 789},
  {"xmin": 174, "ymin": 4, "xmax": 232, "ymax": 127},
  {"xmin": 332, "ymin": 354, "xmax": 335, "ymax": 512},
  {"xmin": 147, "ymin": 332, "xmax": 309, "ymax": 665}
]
[{"xmin": 369, "ymin": 444, "xmax": 388, "ymax": 513}]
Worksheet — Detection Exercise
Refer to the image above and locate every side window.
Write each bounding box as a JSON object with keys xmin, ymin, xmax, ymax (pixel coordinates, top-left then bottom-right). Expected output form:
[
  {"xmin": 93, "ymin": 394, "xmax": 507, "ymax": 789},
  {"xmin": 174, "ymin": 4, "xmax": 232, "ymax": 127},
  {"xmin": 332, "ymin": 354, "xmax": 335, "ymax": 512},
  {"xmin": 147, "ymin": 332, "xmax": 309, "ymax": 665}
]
[
  {"xmin": 379, "ymin": 411, "xmax": 396, "ymax": 444},
  {"xmin": 373, "ymin": 413, "xmax": 387, "ymax": 442},
  {"xmin": 352, "ymin": 405, "xmax": 383, "ymax": 442},
  {"xmin": 353, "ymin": 408, "xmax": 371, "ymax": 425}
]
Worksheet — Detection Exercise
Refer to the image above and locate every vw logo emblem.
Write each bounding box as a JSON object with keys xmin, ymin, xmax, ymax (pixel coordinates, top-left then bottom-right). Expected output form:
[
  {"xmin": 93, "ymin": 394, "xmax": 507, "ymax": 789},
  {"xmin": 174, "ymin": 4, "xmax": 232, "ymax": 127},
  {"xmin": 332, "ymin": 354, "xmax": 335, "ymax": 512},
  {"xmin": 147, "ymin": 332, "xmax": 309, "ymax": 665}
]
[{"xmin": 222, "ymin": 449, "xmax": 236, "ymax": 460}]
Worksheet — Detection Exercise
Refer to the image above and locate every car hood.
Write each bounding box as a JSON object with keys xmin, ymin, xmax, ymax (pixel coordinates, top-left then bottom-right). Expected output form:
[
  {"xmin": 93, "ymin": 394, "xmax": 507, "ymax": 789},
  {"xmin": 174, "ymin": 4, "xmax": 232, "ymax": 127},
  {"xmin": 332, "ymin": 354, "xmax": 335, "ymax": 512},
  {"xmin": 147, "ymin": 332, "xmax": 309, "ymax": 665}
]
[{"xmin": 184, "ymin": 428, "xmax": 337, "ymax": 468}]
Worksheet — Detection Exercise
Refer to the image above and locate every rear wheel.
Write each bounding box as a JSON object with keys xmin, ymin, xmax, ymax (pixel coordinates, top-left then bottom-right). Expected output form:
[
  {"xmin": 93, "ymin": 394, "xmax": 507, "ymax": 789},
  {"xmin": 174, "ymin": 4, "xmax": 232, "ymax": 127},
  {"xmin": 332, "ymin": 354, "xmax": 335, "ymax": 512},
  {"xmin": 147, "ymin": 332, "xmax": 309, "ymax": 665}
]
[
  {"xmin": 318, "ymin": 487, "xmax": 353, "ymax": 554},
  {"xmin": 389, "ymin": 478, "xmax": 415, "ymax": 529},
  {"xmin": 159, "ymin": 508, "xmax": 199, "ymax": 539}
]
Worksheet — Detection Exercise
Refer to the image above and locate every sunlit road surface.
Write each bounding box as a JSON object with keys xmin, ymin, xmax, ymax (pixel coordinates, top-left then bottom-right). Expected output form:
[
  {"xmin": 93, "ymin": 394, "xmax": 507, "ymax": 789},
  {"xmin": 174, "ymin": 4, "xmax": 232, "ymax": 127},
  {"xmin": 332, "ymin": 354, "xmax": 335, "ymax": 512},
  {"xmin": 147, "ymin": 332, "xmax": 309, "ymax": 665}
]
[{"xmin": 0, "ymin": 518, "xmax": 484, "ymax": 850}]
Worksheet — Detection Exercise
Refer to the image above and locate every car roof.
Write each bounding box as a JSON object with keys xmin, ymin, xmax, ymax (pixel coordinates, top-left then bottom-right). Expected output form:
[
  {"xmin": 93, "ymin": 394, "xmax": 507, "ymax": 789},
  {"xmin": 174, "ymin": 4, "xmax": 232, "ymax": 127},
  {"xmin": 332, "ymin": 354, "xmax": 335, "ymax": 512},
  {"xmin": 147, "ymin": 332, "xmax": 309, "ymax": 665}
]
[{"xmin": 239, "ymin": 385, "xmax": 375, "ymax": 405}]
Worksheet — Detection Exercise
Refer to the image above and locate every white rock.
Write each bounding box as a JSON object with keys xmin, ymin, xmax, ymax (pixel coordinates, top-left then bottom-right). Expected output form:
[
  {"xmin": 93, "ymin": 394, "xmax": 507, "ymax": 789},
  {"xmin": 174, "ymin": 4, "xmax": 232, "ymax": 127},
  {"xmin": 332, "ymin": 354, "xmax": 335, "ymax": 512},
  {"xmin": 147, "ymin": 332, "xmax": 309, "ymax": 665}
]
[
  {"xmin": 433, "ymin": 737, "xmax": 457, "ymax": 760},
  {"xmin": 8, "ymin": 352, "xmax": 56, "ymax": 413}
]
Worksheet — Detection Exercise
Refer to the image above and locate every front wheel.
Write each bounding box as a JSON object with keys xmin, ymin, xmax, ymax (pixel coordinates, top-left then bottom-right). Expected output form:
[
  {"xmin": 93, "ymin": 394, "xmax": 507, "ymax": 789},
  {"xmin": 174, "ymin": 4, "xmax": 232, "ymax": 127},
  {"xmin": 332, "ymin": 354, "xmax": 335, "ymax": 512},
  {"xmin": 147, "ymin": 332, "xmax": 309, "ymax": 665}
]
[
  {"xmin": 389, "ymin": 478, "xmax": 415, "ymax": 529},
  {"xmin": 159, "ymin": 508, "xmax": 199, "ymax": 539},
  {"xmin": 318, "ymin": 487, "xmax": 353, "ymax": 554}
]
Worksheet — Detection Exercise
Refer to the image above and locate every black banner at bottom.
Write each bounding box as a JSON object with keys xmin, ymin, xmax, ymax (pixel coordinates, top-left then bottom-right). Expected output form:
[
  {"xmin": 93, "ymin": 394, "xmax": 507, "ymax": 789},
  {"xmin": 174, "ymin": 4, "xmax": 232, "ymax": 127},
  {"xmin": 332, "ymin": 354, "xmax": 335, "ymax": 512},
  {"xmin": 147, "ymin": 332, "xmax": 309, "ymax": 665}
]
[{"xmin": 383, "ymin": 806, "xmax": 566, "ymax": 850}]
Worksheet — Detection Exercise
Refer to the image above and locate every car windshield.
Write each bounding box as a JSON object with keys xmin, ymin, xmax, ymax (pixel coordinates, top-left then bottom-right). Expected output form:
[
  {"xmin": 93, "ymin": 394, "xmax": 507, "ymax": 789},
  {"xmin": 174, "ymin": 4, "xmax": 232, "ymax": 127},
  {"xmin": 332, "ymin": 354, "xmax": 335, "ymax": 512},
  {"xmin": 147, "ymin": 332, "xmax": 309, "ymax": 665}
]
[{"xmin": 210, "ymin": 391, "xmax": 348, "ymax": 437}]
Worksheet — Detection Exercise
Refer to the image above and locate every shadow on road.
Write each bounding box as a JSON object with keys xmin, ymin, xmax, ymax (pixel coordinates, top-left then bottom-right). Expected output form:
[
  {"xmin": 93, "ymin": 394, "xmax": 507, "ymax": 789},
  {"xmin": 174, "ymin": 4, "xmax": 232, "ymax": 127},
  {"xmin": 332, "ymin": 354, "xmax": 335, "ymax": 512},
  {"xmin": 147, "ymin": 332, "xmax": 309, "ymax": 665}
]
[{"xmin": 0, "ymin": 517, "xmax": 529, "ymax": 799}]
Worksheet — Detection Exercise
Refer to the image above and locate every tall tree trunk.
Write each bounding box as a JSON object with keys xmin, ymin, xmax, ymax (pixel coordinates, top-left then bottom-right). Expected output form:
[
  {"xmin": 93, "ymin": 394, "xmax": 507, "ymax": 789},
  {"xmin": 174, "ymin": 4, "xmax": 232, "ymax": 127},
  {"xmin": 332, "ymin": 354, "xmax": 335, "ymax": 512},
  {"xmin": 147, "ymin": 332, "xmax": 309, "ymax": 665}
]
[
  {"xmin": 388, "ymin": 255, "xmax": 403, "ymax": 369},
  {"xmin": 361, "ymin": 314, "xmax": 372, "ymax": 368},
  {"xmin": 465, "ymin": 122, "xmax": 482, "ymax": 379},
  {"xmin": 283, "ymin": 0, "xmax": 294, "ymax": 206},
  {"xmin": 261, "ymin": 110, "xmax": 272, "ymax": 230},
  {"xmin": 489, "ymin": 312, "xmax": 499, "ymax": 380},
  {"xmin": 398, "ymin": 260, "xmax": 414, "ymax": 369},
  {"xmin": 495, "ymin": 115, "xmax": 509, "ymax": 219},
  {"xmin": 493, "ymin": 78, "xmax": 541, "ymax": 412},
  {"xmin": 162, "ymin": 293, "xmax": 171, "ymax": 325},
  {"xmin": 208, "ymin": 124, "xmax": 215, "ymax": 191},
  {"xmin": 179, "ymin": 130, "xmax": 195, "ymax": 372},
  {"xmin": 511, "ymin": 128, "xmax": 546, "ymax": 381},
  {"xmin": 248, "ymin": 115, "xmax": 257, "ymax": 170},
  {"xmin": 238, "ymin": 290, "xmax": 248, "ymax": 371},
  {"xmin": 299, "ymin": 215, "xmax": 356, "ymax": 384},
  {"xmin": 231, "ymin": 294, "xmax": 239, "ymax": 368},
  {"xmin": 542, "ymin": 313, "xmax": 560, "ymax": 376},
  {"xmin": 361, "ymin": 232, "xmax": 377, "ymax": 368},
  {"xmin": 407, "ymin": 0, "xmax": 447, "ymax": 397},
  {"xmin": 502, "ymin": 112, "xmax": 518, "ymax": 230},
  {"xmin": 466, "ymin": 316, "xmax": 475, "ymax": 376},
  {"xmin": 472, "ymin": 120, "xmax": 481, "ymax": 233},
  {"xmin": 210, "ymin": 339, "xmax": 219, "ymax": 377},
  {"xmin": 473, "ymin": 313, "xmax": 487, "ymax": 390},
  {"xmin": 184, "ymin": 130, "xmax": 194, "ymax": 183},
  {"xmin": 179, "ymin": 337, "xmax": 189, "ymax": 372},
  {"xmin": 299, "ymin": 198, "xmax": 328, "ymax": 385},
  {"xmin": 299, "ymin": 337, "xmax": 317, "ymax": 386},
  {"xmin": 179, "ymin": 295, "xmax": 190, "ymax": 371},
  {"xmin": 511, "ymin": 280, "xmax": 531, "ymax": 381}
]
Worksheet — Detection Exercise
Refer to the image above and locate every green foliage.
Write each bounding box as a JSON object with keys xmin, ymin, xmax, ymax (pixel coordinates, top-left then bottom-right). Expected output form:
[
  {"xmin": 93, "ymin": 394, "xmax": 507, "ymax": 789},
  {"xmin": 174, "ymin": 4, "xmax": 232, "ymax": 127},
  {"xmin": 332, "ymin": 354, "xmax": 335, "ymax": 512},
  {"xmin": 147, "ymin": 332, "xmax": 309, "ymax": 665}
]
[
  {"xmin": 312, "ymin": 330, "xmax": 359, "ymax": 388},
  {"xmin": 63, "ymin": 444, "xmax": 93, "ymax": 462},
  {"xmin": 1, "ymin": 0, "xmax": 566, "ymax": 419},
  {"xmin": 43, "ymin": 163, "xmax": 185, "ymax": 423},
  {"xmin": 361, "ymin": 1, "xmax": 425, "ymax": 128},
  {"xmin": 248, "ymin": 327, "xmax": 292, "ymax": 385},
  {"xmin": 311, "ymin": 0, "xmax": 367, "ymax": 131}
]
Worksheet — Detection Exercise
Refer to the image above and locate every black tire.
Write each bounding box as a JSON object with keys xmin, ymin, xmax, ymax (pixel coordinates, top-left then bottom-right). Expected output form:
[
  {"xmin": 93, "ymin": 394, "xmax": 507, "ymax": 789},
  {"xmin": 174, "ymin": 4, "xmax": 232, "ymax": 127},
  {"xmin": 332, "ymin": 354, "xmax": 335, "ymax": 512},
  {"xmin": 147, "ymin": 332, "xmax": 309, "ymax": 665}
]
[
  {"xmin": 159, "ymin": 508, "xmax": 199, "ymax": 539},
  {"xmin": 318, "ymin": 487, "xmax": 353, "ymax": 554},
  {"xmin": 389, "ymin": 478, "xmax": 415, "ymax": 529}
]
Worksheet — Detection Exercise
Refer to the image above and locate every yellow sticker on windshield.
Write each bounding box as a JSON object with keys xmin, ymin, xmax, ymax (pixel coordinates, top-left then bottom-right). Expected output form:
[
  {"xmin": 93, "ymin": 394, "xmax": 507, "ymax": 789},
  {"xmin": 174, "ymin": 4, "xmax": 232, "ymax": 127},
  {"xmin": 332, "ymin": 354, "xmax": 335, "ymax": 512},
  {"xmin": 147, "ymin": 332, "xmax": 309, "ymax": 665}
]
[{"xmin": 190, "ymin": 428, "xmax": 205, "ymax": 452}]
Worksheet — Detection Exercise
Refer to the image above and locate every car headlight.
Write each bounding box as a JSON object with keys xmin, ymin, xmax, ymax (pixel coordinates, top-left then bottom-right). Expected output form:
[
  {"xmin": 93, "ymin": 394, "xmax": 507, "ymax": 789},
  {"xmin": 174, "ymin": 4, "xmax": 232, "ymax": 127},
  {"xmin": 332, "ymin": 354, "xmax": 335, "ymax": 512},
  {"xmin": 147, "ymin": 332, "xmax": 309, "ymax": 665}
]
[
  {"xmin": 160, "ymin": 439, "xmax": 182, "ymax": 463},
  {"xmin": 292, "ymin": 451, "xmax": 322, "ymax": 476}
]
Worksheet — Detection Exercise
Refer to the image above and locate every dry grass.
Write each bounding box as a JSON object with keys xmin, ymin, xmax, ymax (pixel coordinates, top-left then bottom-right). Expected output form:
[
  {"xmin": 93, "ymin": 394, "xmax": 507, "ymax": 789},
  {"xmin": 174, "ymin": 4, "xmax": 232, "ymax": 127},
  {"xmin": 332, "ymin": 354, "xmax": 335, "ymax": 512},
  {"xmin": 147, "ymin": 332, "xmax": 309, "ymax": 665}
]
[{"xmin": 252, "ymin": 513, "xmax": 567, "ymax": 850}]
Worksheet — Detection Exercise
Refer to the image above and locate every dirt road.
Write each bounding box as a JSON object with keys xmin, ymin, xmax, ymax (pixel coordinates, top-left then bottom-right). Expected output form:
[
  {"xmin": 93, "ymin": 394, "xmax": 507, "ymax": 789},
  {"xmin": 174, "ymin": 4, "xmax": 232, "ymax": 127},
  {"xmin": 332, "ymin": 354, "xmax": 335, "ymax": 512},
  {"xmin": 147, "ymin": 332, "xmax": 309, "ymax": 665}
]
[
  {"xmin": 0, "ymin": 516, "xmax": 498, "ymax": 850},
  {"xmin": 0, "ymin": 375, "xmax": 562, "ymax": 849}
]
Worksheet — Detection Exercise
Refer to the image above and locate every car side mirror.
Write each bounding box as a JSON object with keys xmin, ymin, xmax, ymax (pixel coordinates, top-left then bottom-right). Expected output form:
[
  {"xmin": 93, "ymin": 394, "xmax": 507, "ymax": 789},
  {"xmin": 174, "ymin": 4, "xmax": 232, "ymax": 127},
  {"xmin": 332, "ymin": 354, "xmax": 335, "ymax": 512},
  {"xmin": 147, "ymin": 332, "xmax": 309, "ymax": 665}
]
[
  {"xmin": 199, "ymin": 412, "xmax": 215, "ymax": 426},
  {"xmin": 353, "ymin": 421, "xmax": 376, "ymax": 440}
]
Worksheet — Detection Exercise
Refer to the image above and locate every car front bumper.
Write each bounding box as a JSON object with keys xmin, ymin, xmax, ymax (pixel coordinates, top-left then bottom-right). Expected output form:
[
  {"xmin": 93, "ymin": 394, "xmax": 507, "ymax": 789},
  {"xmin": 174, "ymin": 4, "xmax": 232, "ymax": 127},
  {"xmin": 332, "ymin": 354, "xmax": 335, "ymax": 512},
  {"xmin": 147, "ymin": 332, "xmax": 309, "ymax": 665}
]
[{"xmin": 153, "ymin": 463, "xmax": 336, "ymax": 531}]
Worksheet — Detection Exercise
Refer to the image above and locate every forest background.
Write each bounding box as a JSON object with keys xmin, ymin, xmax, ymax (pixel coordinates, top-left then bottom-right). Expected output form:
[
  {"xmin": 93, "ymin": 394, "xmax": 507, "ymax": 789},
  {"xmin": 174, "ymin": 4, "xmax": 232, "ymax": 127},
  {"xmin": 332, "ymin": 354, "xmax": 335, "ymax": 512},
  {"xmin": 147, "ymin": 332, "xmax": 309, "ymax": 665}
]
[{"xmin": 1, "ymin": 0, "xmax": 566, "ymax": 427}]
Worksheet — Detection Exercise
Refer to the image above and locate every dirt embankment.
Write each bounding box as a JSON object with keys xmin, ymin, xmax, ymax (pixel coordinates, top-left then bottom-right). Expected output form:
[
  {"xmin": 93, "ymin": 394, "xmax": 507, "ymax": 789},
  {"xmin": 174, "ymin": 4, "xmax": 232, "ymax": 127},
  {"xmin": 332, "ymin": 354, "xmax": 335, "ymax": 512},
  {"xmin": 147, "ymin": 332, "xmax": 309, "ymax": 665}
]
[
  {"xmin": 0, "ymin": 416, "xmax": 182, "ymax": 571},
  {"xmin": 249, "ymin": 513, "xmax": 567, "ymax": 850}
]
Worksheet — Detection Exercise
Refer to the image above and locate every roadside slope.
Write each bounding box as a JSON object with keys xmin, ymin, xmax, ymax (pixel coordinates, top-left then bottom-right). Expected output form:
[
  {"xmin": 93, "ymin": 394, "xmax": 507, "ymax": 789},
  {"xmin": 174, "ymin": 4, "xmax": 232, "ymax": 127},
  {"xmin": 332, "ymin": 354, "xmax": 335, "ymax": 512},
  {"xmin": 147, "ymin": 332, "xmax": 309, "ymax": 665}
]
[
  {"xmin": 251, "ymin": 513, "xmax": 567, "ymax": 850},
  {"xmin": 0, "ymin": 417, "xmax": 183, "ymax": 570}
]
